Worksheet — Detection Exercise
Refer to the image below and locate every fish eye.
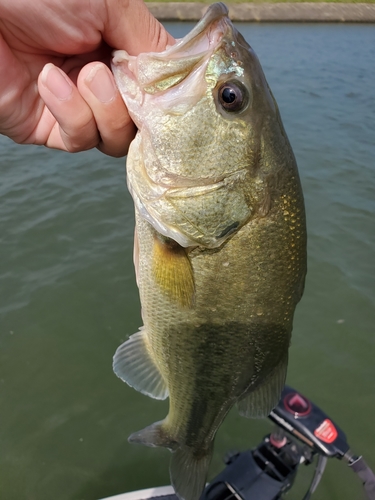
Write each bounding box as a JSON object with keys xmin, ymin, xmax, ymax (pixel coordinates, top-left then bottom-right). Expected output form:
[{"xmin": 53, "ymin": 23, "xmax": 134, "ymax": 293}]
[{"xmin": 217, "ymin": 81, "xmax": 248, "ymax": 113}]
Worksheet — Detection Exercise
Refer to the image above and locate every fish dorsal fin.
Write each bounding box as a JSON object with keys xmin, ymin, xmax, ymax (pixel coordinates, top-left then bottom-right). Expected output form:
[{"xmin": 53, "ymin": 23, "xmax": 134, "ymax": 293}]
[
  {"xmin": 152, "ymin": 234, "xmax": 195, "ymax": 308},
  {"xmin": 237, "ymin": 355, "xmax": 288, "ymax": 418},
  {"xmin": 113, "ymin": 329, "xmax": 168, "ymax": 400}
]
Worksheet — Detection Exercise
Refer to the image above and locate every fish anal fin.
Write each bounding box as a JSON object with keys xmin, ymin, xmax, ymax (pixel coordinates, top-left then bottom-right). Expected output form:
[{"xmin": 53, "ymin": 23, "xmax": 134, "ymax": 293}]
[
  {"xmin": 113, "ymin": 329, "xmax": 168, "ymax": 400},
  {"xmin": 170, "ymin": 443, "xmax": 213, "ymax": 500},
  {"xmin": 237, "ymin": 356, "xmax": 288, "ymax": 418},
  {"xmin": 152, "ymin": 234, "xmax": 195, "ymax": 308}
]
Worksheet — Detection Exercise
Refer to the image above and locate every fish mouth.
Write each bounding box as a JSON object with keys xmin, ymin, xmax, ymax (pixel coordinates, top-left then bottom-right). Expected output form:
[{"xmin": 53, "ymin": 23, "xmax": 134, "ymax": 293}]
[{"xmin": 112, "ymin": 3, "xmax": 231, "ymax": 96}]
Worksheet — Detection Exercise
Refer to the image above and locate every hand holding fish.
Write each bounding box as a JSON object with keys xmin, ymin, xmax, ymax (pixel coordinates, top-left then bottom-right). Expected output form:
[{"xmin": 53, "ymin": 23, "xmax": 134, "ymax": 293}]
[{"xmin": 0, "ymin": 0, "xmax": 174, "ymax": 156}]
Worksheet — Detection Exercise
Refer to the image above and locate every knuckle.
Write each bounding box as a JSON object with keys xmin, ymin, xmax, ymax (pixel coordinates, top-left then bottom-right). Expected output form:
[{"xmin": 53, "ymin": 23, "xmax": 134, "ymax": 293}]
[
  {"xmin": 62, "ymin": 116, "xmax": 99, "ymax": 152},
  {"xmin": 67, "ymin": 137, "xmax": 98, "ymax": 153}
]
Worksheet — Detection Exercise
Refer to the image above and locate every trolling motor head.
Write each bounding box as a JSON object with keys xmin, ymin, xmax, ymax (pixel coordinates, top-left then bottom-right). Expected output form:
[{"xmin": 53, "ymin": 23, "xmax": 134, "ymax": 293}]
[
  {"xmin": 269, "ymin": 385, "xmax": 350, "ymax": 459},
  {"xmin": 201, "ymin": 385, "xmax": 375, "ymax": 500}
]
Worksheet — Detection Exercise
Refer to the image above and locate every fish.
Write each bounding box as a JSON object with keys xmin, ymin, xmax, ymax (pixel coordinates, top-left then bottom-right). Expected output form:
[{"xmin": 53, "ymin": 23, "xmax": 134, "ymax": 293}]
[{"xmin": 111, "ymin": 3, "xmax": 307, "ymax": 500}]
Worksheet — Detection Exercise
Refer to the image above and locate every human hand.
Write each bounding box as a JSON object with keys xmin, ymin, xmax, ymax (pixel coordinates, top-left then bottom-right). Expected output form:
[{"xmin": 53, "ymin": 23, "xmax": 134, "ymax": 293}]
[{"xmin": 0, "ymin": 0, "xmax": 174, "ymax": 156}]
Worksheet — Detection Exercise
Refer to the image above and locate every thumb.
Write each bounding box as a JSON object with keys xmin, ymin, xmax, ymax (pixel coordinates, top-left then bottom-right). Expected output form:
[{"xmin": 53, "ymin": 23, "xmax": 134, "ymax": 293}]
[{"xmin": 103, "ymin": 0, "xmax": 174, "ymax": 55}]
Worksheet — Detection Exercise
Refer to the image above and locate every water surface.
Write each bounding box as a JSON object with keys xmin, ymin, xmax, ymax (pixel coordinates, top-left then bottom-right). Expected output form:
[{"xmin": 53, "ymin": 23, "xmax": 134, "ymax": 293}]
[{"xmin": 0, "ymin": 22, "xmax": 374, "ymax": 500}]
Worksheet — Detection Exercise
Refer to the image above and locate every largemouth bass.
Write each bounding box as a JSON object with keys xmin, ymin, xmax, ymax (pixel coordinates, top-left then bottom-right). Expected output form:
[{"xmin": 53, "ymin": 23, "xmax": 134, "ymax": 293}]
[{"xmin": 112, "ymin": 3, "xmax": 307, "ymax": 499}]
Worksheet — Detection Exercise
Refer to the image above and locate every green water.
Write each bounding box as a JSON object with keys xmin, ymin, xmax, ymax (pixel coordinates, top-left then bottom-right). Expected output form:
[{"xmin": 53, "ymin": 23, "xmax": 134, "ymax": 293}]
[{"xmin": 0, "ymin": 23, "xmax": 374, "ymax": 500}]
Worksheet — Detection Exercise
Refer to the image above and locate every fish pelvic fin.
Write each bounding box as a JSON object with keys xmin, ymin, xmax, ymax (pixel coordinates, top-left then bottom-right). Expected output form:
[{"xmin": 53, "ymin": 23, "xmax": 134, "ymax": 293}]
[
  {"xmin": 113, "ymin": 329, "xmax": 168, "ymax": 400},
  {"xmin": 152, "ymin": 233, "xmax": 195, "ymax": 309},
  {"xmin": 129, "ymin": 420, "xmax": 213, "ymax": 500},
  {"xmin": 237, "ymin": 354, "xmax": 288, "ymax": 418},
  {"xmin": 170, "ymin": 443, "xmax": 213, "ymax": 500},
  {"xmin": 128, "ymin": 420, "xmax": 177, "ymax": 450}
]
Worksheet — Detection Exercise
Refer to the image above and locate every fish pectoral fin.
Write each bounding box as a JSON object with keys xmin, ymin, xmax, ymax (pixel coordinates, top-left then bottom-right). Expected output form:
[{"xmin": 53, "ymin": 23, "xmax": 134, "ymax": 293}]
[
  {"xmin": 237, "ymin": 355, "xmax": 288, "ymax": 418},
  {"xmin": 152, "ymin": 234, "xmax": 195, "ymax": 308},
  {"xmin": 113, "ymin": 329, "xmax": 168, "ymax": 400},
  {"xmin": 170, "ymin": 443, "xmax": 214, "ymax": 500}
]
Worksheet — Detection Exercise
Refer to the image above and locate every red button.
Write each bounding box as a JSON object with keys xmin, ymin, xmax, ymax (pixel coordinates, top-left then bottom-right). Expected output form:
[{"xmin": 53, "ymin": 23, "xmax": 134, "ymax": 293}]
[
  {"xmin": 284, "ymin": 392, "xmax": 312, "ymax": 417},
  {"xmin": 314, "ymin": 419, "xmax": 338, "ymax": 443}
]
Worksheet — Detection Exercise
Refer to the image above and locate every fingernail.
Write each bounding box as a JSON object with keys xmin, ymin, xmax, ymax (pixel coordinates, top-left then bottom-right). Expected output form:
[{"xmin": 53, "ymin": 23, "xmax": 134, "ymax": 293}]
[
  {"xmin": 41, "ymin": 63, "xmax": 73, "ymax": 100},
  {"xmin": 85, "ymin": 64, "xmax": 116, "ymax": 103}
]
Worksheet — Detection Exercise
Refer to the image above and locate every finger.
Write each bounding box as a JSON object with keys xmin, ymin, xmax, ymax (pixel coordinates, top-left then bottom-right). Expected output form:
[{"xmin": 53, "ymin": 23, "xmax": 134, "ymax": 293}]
[
  {"xmin": 104, "ymin": 0, "xmax": 175, "ymax": 54},
  {"xmin": 0, "ymin": 32, "xmax": 35, "ymax": 142},
  {"xmin": 36, "ymin": 63, "xmax": 100, "ymax": 152},
  {"xmin": 77, "ymin": 62, "xmax": 136, "ymax": 157}
]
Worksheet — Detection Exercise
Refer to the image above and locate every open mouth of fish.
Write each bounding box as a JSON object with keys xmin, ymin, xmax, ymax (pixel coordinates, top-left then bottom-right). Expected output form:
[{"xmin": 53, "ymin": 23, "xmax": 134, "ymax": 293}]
[{"xmin": 112, "ymin": 3, "xmax": 230, "ymax": 110}]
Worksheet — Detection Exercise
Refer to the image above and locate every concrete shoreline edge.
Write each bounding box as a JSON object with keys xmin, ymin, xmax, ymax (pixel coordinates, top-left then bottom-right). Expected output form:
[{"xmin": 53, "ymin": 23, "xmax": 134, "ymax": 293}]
[{"xmin": 146, "ymin": 2, "xmax": 375, "ymax": 22}]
